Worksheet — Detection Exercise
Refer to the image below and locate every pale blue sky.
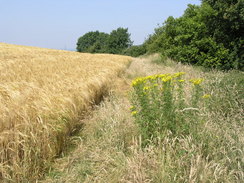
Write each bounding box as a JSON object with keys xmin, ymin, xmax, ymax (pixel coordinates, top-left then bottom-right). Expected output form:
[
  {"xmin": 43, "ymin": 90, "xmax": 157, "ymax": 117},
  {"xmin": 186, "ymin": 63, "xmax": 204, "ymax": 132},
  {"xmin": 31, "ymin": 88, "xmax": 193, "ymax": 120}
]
[{"xmin": 0, "ymin": 0, "xmax": 201, "ymax": 50}]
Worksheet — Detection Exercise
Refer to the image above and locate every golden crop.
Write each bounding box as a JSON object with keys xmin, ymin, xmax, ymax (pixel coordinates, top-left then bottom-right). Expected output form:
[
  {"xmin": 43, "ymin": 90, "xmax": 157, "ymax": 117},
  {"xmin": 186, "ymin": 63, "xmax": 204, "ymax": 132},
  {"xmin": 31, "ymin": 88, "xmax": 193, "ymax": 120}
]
[{"xmin": 0, "ymin": 43, "xmax": 131, "ymax": 182}]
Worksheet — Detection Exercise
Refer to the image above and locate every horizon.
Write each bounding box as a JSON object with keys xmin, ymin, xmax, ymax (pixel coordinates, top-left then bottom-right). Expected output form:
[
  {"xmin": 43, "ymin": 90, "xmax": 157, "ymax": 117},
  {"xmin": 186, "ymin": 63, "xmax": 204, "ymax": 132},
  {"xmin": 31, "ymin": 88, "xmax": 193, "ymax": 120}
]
[{"xmin": 0, "ymin": 0, "xmax": 201, "ymax": 50}]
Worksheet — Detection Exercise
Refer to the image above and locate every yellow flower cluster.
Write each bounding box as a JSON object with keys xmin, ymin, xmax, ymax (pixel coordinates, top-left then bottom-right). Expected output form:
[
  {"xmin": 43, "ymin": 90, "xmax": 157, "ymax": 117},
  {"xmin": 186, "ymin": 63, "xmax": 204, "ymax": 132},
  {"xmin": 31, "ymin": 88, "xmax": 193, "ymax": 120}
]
[
  {"xmin": 132, "ymin": 72, "xmax": 203, "ymax": 89},
  {"xmin": 132, "ymin": 73, "xmax": 186, "ymax": 87},
  {"xmin": 132, "ymin": 77, "xmax": 146, "ymax": 87},
  {"xmin": 131, "ymin": 111, "xmax": 138, "ymax": 116},
  {"xmin": 130, "ymin": 106, "xmax": 138, "ymax": 116},
  {"xmin": 162, "ymin": 75, "xmax": 173, "ymax": 82},
  {"xmin": 190, "ymin": 78, "xmax": 204, "ymax": 85},
  {"xmin": 143, "ymin": 86, "xmax": 150, "ymax": 91},
  {"xmin": 173, "ymin": 72, "xmax": 186, "ymax": 78}
]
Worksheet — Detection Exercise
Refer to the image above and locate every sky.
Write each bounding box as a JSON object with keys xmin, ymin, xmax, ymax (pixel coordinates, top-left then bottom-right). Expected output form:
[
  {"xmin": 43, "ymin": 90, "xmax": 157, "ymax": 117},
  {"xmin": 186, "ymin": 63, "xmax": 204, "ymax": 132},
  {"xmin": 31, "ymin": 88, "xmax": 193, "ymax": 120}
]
[{"xmin": 0, "ymin": 0, "xmax": 201, "ymax": 50}]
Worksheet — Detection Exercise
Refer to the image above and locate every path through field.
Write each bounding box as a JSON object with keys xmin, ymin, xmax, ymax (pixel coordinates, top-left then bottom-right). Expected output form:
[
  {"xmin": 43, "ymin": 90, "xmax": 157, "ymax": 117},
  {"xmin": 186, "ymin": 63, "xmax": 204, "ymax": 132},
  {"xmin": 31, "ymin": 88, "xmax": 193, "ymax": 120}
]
[
  {"xmin": 41, "ymin": 55, "xmax": 203, "ymax": 183},
  {"xmin": 42, "ymin": 55, "xmax": 244, "ymax": 183}
]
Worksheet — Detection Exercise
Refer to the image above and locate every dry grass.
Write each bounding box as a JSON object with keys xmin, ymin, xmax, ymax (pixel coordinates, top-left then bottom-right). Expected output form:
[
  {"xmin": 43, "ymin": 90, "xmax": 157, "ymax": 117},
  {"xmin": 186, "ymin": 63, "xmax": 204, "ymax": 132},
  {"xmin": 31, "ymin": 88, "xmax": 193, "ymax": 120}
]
[
  {"xmin": 43, "ymin": 54, "xmax": 243, "ymax": 183},
  {"xmin": 0, "ymin": 43, "xmax": 131, "ymax": 182}
]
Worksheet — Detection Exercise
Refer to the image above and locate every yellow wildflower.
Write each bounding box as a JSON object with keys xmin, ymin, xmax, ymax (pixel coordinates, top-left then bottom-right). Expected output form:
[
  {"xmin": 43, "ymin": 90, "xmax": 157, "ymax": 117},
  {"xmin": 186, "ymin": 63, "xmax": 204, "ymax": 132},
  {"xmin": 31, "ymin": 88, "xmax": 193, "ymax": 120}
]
[
  {"xmin": 143, "ymin": 86, "xmax": 150, "ymax": 91},
  {"xmin": 162, "ymin": 76, "xmax": 173, "ymax": 82},
  {"xmin": 202, "ymin": 94, "xmax": 211, "ymax": 99},
  {"xmin": 132, "ymin": 77, "xmax": 146, "ymax": 87},
  {"xmin": 190, "ymin": 78, "xmax": 204, "ymax": 85},
  {"xmin": 131, "ymin": 81, "xmax": 137, "ymax": 87},
  {"xmin": 173, "ymin": 72, "xmax": 186, "ymax": 78},
  {"xmin": 131, "ymin": 111, "xmax": 138, "ymax": 116},
  {"xmin": 178, "ymin": 79, "xmax": 185, "ymax": 83},
  {"xmin": 159, "ymin": 74, "xmax": 170, "ymax": 78}
]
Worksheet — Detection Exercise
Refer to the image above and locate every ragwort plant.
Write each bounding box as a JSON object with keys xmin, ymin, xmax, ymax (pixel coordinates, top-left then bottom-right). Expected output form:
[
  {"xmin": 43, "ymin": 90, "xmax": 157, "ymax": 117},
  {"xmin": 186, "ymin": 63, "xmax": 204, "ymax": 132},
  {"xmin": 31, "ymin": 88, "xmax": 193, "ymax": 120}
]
[{"xmin": 131, "ymin": 72, "xmax": 205, "ymax": 146}]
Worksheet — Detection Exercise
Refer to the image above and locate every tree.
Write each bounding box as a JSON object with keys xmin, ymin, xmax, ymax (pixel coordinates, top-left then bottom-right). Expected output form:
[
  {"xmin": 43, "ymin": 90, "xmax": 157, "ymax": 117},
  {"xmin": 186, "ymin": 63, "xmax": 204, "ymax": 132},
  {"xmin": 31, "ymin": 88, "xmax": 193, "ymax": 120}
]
[
  {"xmin": 201, "ymin": 0, "xmax": 244, "ymax": 69},
  {"xmin": 76, "ymin": 28, "xmax": 133, "ymax": 55},
  {"xmin": 76, "ymin": 31, "xmax": 109, "ymax": 53},
  {"xmin": 143, "ymin": 1, "xmax": 243, "ymax": 70},
  {"xmin": 107, "ymin": 28, "xmax": 133, "ymax": 54}
]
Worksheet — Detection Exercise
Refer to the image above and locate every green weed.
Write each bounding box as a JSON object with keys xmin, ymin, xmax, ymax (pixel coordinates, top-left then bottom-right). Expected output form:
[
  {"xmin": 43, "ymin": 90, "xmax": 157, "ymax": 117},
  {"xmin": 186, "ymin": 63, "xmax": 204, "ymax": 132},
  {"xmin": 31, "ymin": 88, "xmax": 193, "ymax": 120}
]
[{"xmin": 131, "ymin": 72, "xmax": 206, "ymax": 146}]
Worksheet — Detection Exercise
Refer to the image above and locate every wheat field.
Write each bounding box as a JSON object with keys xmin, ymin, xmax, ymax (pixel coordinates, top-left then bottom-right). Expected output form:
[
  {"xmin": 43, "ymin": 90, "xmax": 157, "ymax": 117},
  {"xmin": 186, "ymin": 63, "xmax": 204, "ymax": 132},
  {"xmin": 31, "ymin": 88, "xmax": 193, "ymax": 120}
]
[{"xmin": 0, "ymin": 43, "xmax": 131, "ymax": 182}]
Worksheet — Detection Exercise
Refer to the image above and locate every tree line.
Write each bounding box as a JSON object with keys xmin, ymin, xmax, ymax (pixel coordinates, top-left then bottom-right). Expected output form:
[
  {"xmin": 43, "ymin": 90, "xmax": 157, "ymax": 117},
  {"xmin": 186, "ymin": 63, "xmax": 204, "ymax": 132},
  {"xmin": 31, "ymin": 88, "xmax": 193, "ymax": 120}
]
[
  {"xmin": 144, "ymin": 0, "xmax": 243, "ymax": 70},
  {"xmin": 77, "ymin": 28, "xmax": 131, "ymax": 54},
  {"xmin": 76, "ymin": 27, "xmax": 146, "ymax": 57},
  {"xmin": 77, "ymin": 0, "xmax": 243, "ymax": 70}
]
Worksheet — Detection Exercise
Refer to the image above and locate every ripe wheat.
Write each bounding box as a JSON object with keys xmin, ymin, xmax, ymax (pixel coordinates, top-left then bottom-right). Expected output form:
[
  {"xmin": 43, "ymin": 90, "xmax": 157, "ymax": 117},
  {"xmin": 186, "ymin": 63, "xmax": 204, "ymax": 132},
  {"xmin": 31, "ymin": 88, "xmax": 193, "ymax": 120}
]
[{"xmin": 0, "ymin": 43, "xmax": 131, "ymax": 182}]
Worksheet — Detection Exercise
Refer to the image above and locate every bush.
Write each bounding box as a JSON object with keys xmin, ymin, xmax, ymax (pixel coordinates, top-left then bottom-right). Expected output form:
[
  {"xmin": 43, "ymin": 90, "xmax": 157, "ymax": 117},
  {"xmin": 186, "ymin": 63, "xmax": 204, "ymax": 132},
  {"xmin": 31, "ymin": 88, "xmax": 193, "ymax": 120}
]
[{"xmin": 123, "ymin": 45, "xmax": 146, "ymax": 57}]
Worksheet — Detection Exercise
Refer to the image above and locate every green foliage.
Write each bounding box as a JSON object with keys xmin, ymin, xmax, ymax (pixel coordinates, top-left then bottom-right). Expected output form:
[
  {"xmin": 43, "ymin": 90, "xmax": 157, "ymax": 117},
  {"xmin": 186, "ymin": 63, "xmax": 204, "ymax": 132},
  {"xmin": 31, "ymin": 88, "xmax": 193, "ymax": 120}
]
[
  {"xmin": 107, "ymin": 28, "xmax": 133, "ymax": 54},
  {"xmin": 123, "ymin": 44, "xmax": 146, "ymax": 57},
  {"xmin": 202, "ymin": 0, "xmax": 244, "ymax": 69},
  {"xmin": 76, "ymin": 31, "xmax": 109, "ymax": 53},
  {"xmin": 144, "ymin": 1, "xmax": 244, "ymax": 70},
  {"xmin": 76, "ymin": 28, "xmax": 132, "ymax": 55},
  {"xmin": 131, "ymin": 73, "xmax": 205, "ymax": 146}
]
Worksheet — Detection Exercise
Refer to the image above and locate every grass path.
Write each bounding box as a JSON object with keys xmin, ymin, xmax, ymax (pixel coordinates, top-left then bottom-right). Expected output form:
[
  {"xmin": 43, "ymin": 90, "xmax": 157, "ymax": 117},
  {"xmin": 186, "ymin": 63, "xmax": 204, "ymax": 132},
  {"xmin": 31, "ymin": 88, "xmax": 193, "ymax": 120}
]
[
  {"xmin": 42, "ymin": 55, "xmax": 173, "ymax": 183},
  {"xmin": 42, "ymin": 55, "xmax": 243, "ymax": 183}
]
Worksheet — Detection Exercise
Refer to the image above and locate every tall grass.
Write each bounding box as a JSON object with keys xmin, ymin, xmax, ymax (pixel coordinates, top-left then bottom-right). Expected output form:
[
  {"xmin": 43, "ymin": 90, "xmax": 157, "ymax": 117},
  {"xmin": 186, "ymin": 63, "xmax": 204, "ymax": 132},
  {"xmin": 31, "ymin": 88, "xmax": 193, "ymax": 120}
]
[{"xmin": 0, "ymin": 43, "xmax": 131, "ymax": 182}]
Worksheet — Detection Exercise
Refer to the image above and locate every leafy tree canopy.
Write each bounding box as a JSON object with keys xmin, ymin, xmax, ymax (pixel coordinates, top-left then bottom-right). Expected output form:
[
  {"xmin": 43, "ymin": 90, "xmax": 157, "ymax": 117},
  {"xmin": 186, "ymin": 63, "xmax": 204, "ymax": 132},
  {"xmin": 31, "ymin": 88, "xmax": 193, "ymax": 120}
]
[
  {"xmin": 107, "ymin": 28, "xmax": 133, "ymax": 54},
  {"xmin": 76, "ymin": 27, "xmax": 133, "ymax": 55},
  {"xmin": 144, "ymin": 0, "xmax": 244, "ymax": 70},
  {"xmin": 76, "ymin": 31, "xmax": 109, "ymax": 53}
]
